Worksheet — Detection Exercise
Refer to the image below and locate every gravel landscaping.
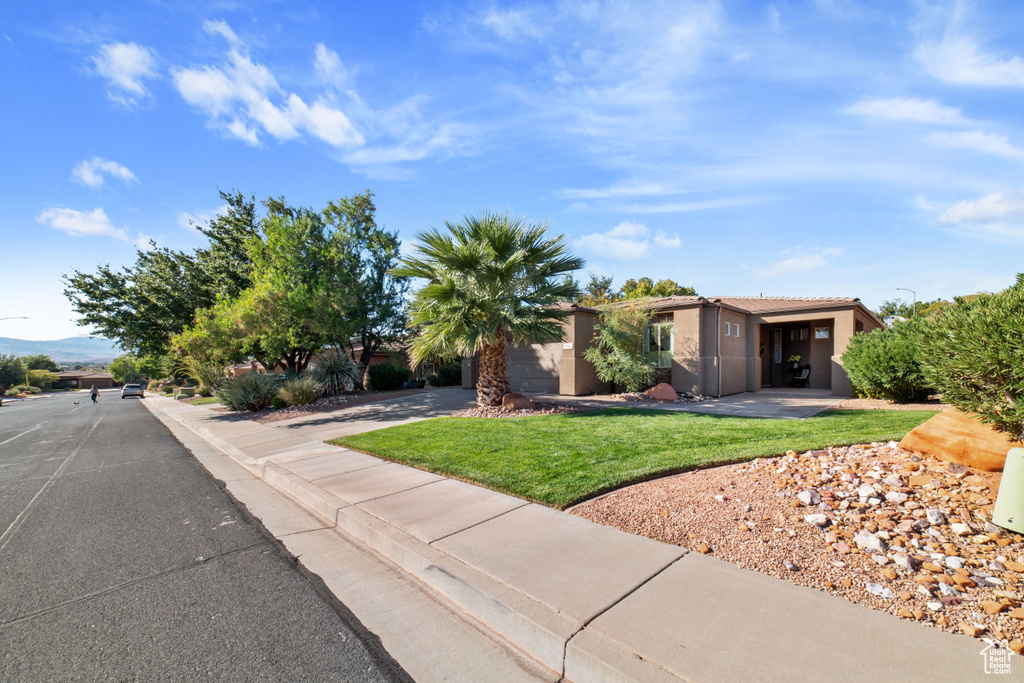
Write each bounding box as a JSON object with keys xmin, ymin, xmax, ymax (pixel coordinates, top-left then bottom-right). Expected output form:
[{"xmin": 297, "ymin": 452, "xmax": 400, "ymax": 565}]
[{"xmin": 571, "ymin": 438, "xmax": 1024, "ymax": 650}]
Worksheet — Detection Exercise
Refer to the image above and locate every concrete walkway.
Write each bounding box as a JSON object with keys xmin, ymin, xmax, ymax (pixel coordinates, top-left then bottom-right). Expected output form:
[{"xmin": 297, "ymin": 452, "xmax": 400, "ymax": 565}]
[{"xmin": 143, "ymin": 393, "xmax": 991, "ymax": 682}]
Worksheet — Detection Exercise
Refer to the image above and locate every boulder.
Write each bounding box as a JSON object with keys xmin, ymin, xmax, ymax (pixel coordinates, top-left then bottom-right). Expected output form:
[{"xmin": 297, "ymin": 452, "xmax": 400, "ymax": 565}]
[
  {"xmin": 501, "ymin": 393, "xmax": 534, "ymax": 411},
  {"xmin": 899, "ymin": 409, "xmax": 1017, "ymax": 472},
  {"xmin": 644, "ymin": 382, "xmax": 679, "ymax": 401}
]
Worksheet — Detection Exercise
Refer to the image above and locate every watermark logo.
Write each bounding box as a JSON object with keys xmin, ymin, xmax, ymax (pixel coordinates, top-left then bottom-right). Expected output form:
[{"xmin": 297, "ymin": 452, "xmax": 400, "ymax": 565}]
[{"xmin": 981, "ymin": 640, "xmax": 1015, "ymax": 675}]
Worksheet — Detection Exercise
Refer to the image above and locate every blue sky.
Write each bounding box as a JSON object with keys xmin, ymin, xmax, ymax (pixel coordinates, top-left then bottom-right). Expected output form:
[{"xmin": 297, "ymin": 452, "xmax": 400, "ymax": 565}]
[{"xmin": 2, "ymin": 0, "xmax": 1022, "ymax": 341}]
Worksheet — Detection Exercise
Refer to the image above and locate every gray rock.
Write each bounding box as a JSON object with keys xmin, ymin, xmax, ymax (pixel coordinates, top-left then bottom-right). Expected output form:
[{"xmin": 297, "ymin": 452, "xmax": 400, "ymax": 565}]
[
  {"xmin": 797, "ymin": 489, "xmax": 821, "ymax": 506},
  {"xmin": 854, "ymin": 529, "xmax": 887, "ymax": 553},
  {"xmin": 783, "ymin": 560, "xmax": 799, "ymax": 571},
  {"xmin": 937, "ymin": 582, "xmax": 957, "ymax": 596}
]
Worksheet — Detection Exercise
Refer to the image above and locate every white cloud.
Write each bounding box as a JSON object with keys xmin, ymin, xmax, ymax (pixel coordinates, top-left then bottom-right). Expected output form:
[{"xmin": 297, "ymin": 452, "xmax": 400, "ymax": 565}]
[
  {"xmin": 654, "ymin": 231, "xmax": 682, "ymax": 248},
  {"xmin": 92, "ymin": 42, "xmax": 157, "ymax": 106},
  {"xmin": 843, "ymin": 97, "xmax": 965, "ymax": 125},
  {"xmin": 481, "ymin": 7, "xmax": 548, "ymax": 42},
  {"xmin": 37, "ymin": 207, "xmax": 129, "ymax": 241},
  {"xmin": 555, "ymin": 181, "xmax": 681, "ymax": 200},
  {"xmin": 71, "ymin": 158, "xmax": 137, "ymax": 188},
  {"xmin": 916, "ymin": 34, "xmax": 1024, "ymax": 87},
  {"xmin": 314, "ymin": 43, "xmax": 351, "ymax": 88},
  {"xmin": 172, "ymin": 24, "xmax": 362, "ymax": 148},
  {"xmin": 936, "ymin": 187, "xmax": 1024, "ymax": 240},
  {"xmin": 927, "ymin": 130, "xmax": 1024, "ymax": 161},
  {"xmin": 573, "ymin": 221, "xmax": 683, "ymax": 262},
  {"xmin": 757, "ymin": 247, "xmax": 845, "ymax": 277}
]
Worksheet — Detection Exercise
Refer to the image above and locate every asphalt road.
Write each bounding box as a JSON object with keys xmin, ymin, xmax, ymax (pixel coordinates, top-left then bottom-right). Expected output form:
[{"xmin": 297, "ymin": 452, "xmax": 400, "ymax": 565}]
[{"xmin": 0, "ymin": 390, "xmax": 411, "ymax": 682}]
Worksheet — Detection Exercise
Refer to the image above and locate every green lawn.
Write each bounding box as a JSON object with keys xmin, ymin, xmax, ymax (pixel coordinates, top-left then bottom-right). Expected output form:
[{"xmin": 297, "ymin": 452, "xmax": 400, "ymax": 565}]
[{"xmin": 332, "ymin": 408, "xmax": 936, "ymax": 509}]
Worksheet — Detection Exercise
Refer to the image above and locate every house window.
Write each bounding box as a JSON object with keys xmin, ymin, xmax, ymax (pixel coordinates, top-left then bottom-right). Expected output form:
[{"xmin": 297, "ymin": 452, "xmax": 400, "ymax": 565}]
[
  {"xmin": 733, "ymin": 323, "xmax": 741, "ymax": 338},
  {"xmin": 645, "ymin": 322, "xmax": 674, "ymax": 368},
  {"xmin": 724, "ymin": 322, "xmax": 730, "ymax": 336}
]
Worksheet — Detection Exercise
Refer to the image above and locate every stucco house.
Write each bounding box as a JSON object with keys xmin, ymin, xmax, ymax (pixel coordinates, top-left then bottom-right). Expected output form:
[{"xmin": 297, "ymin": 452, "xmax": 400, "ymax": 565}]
[{"xmin": 462, "ymin": 296, "xmax": 883, "ymax": 398}]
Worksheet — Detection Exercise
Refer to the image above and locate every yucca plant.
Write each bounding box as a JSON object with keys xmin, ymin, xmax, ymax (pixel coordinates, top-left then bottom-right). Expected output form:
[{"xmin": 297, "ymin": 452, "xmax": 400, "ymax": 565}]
[
  {"xmin": 217, "ymin": 373, "xmax": 285, "ymax": 411},
  {"xmin": 313, "ymin": 352, "xmax": 361, "ymax": 396},
  {"xmin": 277, "ymin": 374, "xmax": 324, "ymax": 406},
  {"xmin": 176, "ymin": 357, "xmax": 225, "ymax": 397}
]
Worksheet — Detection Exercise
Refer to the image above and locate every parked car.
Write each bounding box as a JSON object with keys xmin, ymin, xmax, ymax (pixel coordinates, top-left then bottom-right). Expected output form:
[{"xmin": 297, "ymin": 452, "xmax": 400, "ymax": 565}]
[{"xmin": 121, "ymin": 383, "xmax": 145, "ymax": 399}]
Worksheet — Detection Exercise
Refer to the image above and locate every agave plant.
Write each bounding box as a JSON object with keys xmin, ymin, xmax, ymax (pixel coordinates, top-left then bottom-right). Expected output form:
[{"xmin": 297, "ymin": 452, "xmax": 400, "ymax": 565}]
[
  {"xmin": 313, "ymin": 352, "xmax": 361, "ymax": 396},
  {"xmin": 217, "ymin": 373, "xmax": 285, "ymax": 411},
  {"xmin": 277, "ymin": 374, "xmax": 324, "ymax": 406}
]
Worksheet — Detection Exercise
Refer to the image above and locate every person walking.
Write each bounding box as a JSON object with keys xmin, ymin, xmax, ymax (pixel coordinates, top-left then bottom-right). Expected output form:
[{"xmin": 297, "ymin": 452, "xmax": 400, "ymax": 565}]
[{"xmin": 89, "ymin": 385, "xmax": 99, "ymax": 405}]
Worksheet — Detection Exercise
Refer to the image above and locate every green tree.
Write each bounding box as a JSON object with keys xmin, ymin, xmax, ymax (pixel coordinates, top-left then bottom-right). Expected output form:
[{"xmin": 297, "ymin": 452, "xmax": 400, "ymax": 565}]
[
  {"xmin": 22, "ymin": 354, "xmax": 60, "ymax": 372},
  {"xmin": 0, "ymin": 354, "xmax": 25, "ymax": 391},
  {"xmin": 393, "ymin": 212, "xmax": 584, "ymax": 407},
  {"xmin": 27, "ymin": 369, "xmax": 59, "ymax": 388},
  {"xmin": 63, "ymin": 191, "xmax": 258, "ymax": 356},
  {"xmin": 841, "ymin": 319, "xmax": 932, "ymax": 402},
  {"xmin": 583, "ymin": 303, "xmax": 657, "ymax": 392},
  {"xmin": 621, "ymin": 277, "xmax": 696, "ymax": 299},
  {"xmin": 579, "ymin": 273, "xmax": 618, "ymax": 306},
  {"xmin": 109, "ymin": 355, "xmax": 142, "ymax": 383},
  {"xmin": 323, "ymin": 191, "xmax": 410, "ymax": 384}
]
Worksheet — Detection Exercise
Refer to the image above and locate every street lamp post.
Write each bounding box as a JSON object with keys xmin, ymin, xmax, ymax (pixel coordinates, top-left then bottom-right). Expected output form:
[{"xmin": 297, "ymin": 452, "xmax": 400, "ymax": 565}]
[{"xmin": 896, "ymin": 288, "xmax": 917, "ymax": 317}]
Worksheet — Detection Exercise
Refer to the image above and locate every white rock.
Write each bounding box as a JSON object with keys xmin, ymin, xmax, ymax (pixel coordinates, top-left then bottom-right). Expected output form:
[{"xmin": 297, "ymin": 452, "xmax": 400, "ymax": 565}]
[
  {"xmin": 854, "ymin": 529, "xmax": 887, "ymax": 553},
  {"xmin": 893, "ymin": 554, "xmax": 912, "ymax": 571},
  {"xmin": 937, "ymin": 582, "xmax": 957, "ymax": 596},
  {"xmin": 857, "ymin": 484, "xmax": 876, "ymax": 498},
  {"xmin": 865, "ymin": 582, "xmax": 895, "ymax": 599},
  {"xmin": 867, "ymin": 497, "xmax": 882, "ymax": 506},
  {"xmin": 950, "ymin": 523, "xmax": 971, "ymax": 536},
  {"xmin": 797, "ymin": 489, "xmax": 821, "ymax": 506},
  {"xmin": 883, "ymin": 475, "xmax": 903, "ymax": 487},
  {"xmin": 927, "ymin": 601, "xmax": 943, "ymax": 612},
  {"xmin": 885, "ymin": 491, "xmax": 909, "ymax": 504},
  {"xmin": 925, "ymin": 509, "xmax": 945, "ymax": 525},
  {"xmin": 804, "ymin": 514, "xmax": 830, "ymax": 528},
  {"xmin": 871, "ymin": 554, "xmax": 890, "ymax": 565},
  {"xmin": 714, "ymin": 494, "xmax": 726, "ymax": 503}
]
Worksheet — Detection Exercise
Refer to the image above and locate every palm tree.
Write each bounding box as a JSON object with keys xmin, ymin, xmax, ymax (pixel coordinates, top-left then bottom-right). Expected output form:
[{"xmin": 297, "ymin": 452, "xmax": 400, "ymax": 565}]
[{"xmin": 393, "ymin": 212, "xmax": 584, "ymax": 407}]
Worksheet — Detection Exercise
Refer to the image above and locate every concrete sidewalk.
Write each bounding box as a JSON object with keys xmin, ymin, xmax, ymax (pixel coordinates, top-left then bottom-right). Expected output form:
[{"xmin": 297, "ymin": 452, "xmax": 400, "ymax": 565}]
[{"xmin": 144, "ymin": 394, "xmax": 990, "ymax": 682}]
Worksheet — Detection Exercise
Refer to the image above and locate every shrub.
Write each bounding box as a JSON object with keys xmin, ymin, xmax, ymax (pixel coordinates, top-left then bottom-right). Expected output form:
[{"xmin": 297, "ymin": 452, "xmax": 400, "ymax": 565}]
[
  {"xmin": 919, "ymin": 275, "xmax": 1024, "ymax": 439},
  {"xmin": 5, "ymin": 388, "xmax": 19, "ymax": 396},
  {"xmin": 582, "ymin": 304, "xmax": 657, "ymax": 392},
  {"xmin": 366, "ymin": 362, "xmax": 412, "ymax": 391},
  {"xmin": 217, "ymin": 373, "xmax": 285, "ymax": 411},
  {"xmin": 840, "ymin": 319, "xmax": 932, "ymax": 403},
  {"xmin": 277, "ymin": 374, "xmax": 324, "ymax": 406},
  {"xmin": 27, "ymin": 369, "xmax": 59, "ymax": 388},
  {"xmin": 427, "ymin": 363, "xmax": 462, "ymax": 387},
  {"xmin": 177, "ymin": 357, "xmax": 225, "ymax": 397},
  {"xmin": 271, "ymin": 396, "xmax": 287, "ymax": 410},
  {"xmin": 313, "ymin": 353, "xmax": 361, "ymax": 396}
]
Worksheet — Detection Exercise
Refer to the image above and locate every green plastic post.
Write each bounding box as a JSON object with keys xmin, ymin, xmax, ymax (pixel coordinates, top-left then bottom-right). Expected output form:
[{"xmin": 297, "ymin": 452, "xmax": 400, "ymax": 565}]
[{"xmin": 993, "ymin": 447, "xmax": 1024, "ymax": 534}]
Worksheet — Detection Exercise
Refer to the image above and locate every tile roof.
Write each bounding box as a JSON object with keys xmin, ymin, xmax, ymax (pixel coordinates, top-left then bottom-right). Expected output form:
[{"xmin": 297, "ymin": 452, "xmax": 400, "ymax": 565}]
[{"xmin": 709, "ymin": 297, "xmax": 861, "ymax": 313}]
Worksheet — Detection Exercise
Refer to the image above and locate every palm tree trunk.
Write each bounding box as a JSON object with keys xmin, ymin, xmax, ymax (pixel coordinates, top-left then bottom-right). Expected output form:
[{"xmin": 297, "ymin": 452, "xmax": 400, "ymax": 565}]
[{"xmin": 477, "ymin": 335, "xmax": 511, "ymax": 407}]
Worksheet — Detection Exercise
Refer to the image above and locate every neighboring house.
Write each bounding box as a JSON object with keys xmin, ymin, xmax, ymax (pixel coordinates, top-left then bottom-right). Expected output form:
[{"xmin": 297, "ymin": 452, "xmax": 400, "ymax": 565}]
[
  {"xmin": 54, "ymin": 370, "xmax": 116, "ymax": 390},
  {"xmin": 462, "ymin": 296, "xmax": 882, "ymax": 398}
]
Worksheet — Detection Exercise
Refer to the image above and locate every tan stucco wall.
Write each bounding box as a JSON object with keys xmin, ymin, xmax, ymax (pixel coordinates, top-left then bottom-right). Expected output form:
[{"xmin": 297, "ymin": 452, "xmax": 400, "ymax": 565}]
[
  {"xmin": 720, "ymin": 309, "xmax": 748, "ymax": 396},
  {"xmin": 670, "ymin": 307, "xmax": 702, "ymax": 394},
  {"xmin": 559, "ymin": 311, "xmax": 611, "ymax": 395},
  {"xmin": 507, "ymin": 341, "xmax": 561, "ymax": 393}
]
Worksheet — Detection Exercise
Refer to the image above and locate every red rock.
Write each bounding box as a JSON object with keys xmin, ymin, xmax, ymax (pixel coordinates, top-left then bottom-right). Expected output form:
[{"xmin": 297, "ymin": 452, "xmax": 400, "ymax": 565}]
[
  {"xmin": 1010, "ymin": 641, "xmax": 1024, "ymax": 655},
  {"xmin": 899, "ymin": 409, "xmax": 1015, "ymax": 472},
  {"xmin": 1009, "ymin": 608, "xmax": 1024, "ymax": 620},
  {"xmin": 696, "ymin": 542, "xmax": 711, "ymax": 554},
  {"xmin": 1005, "ymin": 561, "xmax": 1024, "ymax": 573},
  {"xmin": 644, "ymin": 382, "xmax": 679, "ymax": 401},
  {"xmin": 897, "ymin": 608, "xmax": 914, "ymax": 619},
  {"xmin": 959, "ymin": 622, "xmax": 984, "ymax": 637},
  {"xmin": 501, "ymin": 393, "xmax": 534, "ymax": 410},
  {"xmin": 982, "ymin": 601, "xmax": 1006, "ymax": 614}
]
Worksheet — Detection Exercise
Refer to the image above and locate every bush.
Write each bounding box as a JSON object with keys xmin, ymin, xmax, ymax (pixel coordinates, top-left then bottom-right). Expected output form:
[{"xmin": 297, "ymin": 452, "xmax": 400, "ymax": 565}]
[
  {"xmin": 5, "ymin": 388, "xmax": 19, "ymax": 396},
  {"xmin": 277, "ymin": 374, "xmax": 324, "ymax": 406},
  {"xmin": 427, "ymin": 363, "xmax": 462, "ymax": 387},
  {"xmin": 313, "ymin": 353, "xmax": 361, "ymax": 396},
  {"xmin": 271, "ymin": 396, "xmax": 287, "ymax": 410},
  {"xmin": 217, "ymin": 373, "xmax": 285, "ymax": 411},
  {"xmin": 582, "ymin": 304, "xmax": 657, "ymax": 392},
  {"xmin": 177, "ymin": 357, "xmax": 225, "ymax": 397},
  {"xmin": 919, "ymin": 275, "xmax": 1024, "ymax": 439},
  {"xmin": 366, "ymin": 362, "xmax": 412, "ymax": 391},
  {"xmin": 841, "ymin": 319, "xmax": 932, "ymax": 403}
]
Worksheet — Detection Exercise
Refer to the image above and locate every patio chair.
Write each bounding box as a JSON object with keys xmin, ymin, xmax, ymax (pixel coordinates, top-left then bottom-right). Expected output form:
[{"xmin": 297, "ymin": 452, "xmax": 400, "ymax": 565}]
[{"xmin": 791, "ymin": 365, "xmax": 810, "ymax": 388}]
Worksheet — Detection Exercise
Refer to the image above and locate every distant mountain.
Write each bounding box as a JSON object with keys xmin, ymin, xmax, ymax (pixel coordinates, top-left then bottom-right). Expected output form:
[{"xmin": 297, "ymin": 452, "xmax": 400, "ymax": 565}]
[{"xmin": 0, "ymin": 336, "xmax": 121, "ymax": 363}]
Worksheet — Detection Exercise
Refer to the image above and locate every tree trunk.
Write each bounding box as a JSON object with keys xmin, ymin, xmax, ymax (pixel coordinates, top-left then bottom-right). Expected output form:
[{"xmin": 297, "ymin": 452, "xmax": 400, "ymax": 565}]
[{"xmin": 476, "ymin": 335, "xmax": 511, "ymax": 407}]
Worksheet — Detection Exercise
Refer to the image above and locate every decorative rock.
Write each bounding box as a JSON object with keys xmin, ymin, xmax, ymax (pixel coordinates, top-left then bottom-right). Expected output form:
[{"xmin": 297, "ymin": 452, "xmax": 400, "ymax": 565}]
[
  {"xmin": 857, "ymin": 484, "xmax": 877, "ymax": 499},
  {"xmin": 898, "ymin": 591, "xmax": 913, "ymax": 601},
  {"xmin": 925, "ymin": 509, "xmax": 945, "ymax": 525},
  {"xmin": 797, "ymin": 489, "xmax": 821, "ymax": 506},
  {"xmin": 805, "ymin": 513, "xmax": 829, "ymax": 528},
  {"xmin": 897, "ymin": 607, "xmax": 914, "ymax": 619},
  {"xmin": 501, "ymin": 393, "xmax": 534, "ymax": 410},
  {"xmin": 696, "ymin": 542, "xmax": 711, "ymax": 554},
  {"xmin": 981, "ymin": 601, "xmax": 1006, "ymax": 614},
  {"xmin": 885, "ymin": 491, "xmax": 909, "ymax": 505},
  {"xmin": 945, "ymin": 556, "xmax": 964, "ymax": 570},
  {"xmin": 1005, "ymin": 560, "xmax": 1024, "ymax": 573},
  {"xmin": 959, "ymin": 623, "xmax": 984, "ymax": 637},
  {"xmin": 1010, "ymin": 641, "xmax": 1024, "ymax": 656},
  {"xmin": 783, "ymin": 560, "xmax": 799, "ymax": 571},
  {"xmin": 1009, "ymin": 608, "xmax": 1024, "ymax": 620},
  {"xmin": 927, "ymin": 601, "xmax": 943, "ymax": 611},
  {"xmin": 950, "ymin": 523, "xmax": 971, "ymax": 537},
  {"xmin": 854, "ymin": 529, "xmax": 887, "ymax": 554},
  {"xmin": 911, "ymin": 609, "xmax": 925, "ymax": 620},
  {"xmin": 922, "ymin": 562, "xmax": 944, "ymax": 573},
  {"xmin": 865, "ymin": 582, "xmax": 895, "ymax": 598},
  {"xmin": 831, "ymin": 542, "xmax": 851, "ymax": 554},
  {"xmin": 881, "ymin": 568, "xmax": 898, "ymax": 581},
  {"xmin": 899, "ymin": 408, "xmax": 1014, "ymax": 471},
  {"xmin": 644, "ymin": 383, "xmax": 679, "ymax": 401}
]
